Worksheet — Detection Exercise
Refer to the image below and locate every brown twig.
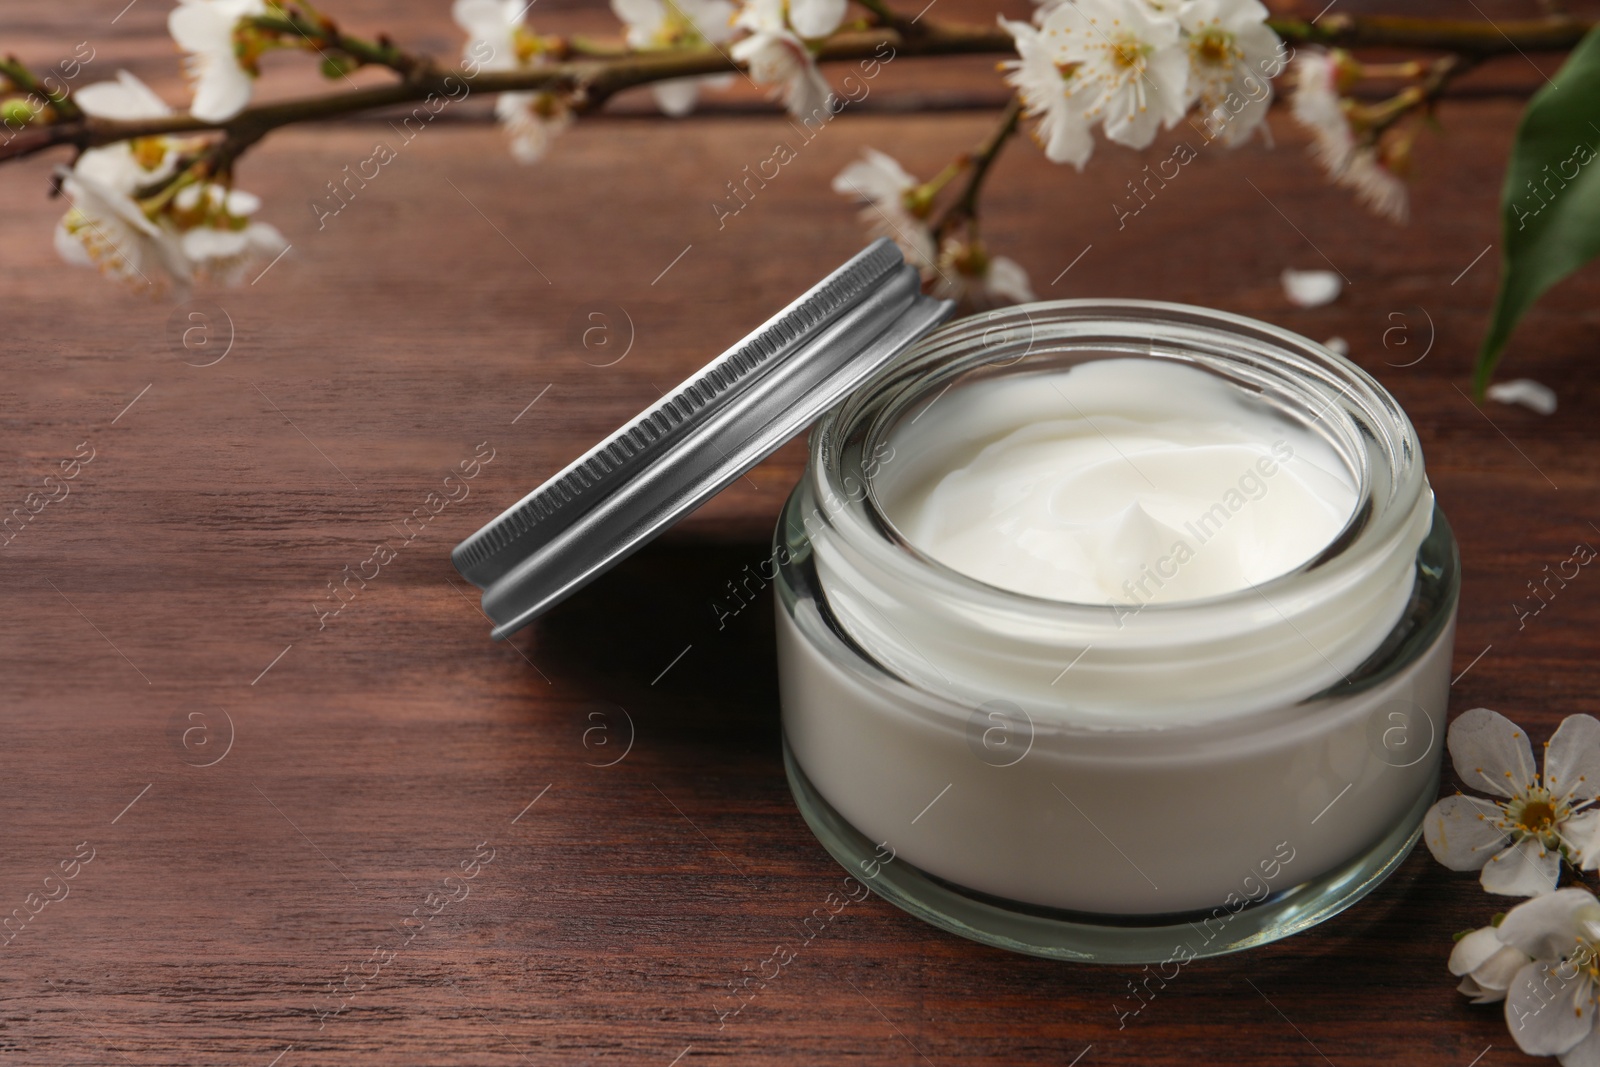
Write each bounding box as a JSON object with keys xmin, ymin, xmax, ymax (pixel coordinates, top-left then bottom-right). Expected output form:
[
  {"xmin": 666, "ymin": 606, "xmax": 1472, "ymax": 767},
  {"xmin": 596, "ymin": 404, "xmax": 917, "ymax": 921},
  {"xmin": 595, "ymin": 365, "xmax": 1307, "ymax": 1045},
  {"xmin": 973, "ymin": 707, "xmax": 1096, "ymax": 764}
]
[
  {"xmin": 930, "ymin": 95, "xmax": 1023, "ymax": 241},
  {"xmin": 1273, "ymin": 12, "xmax": 1591, "ymax": 54},
  {"xmin": 0, "ymin": 54, "xmax": 82, "ymax": 122},
  {"xmin": 247, "ymin": 7, "xmax": 435, "ymax": 80},
  {"xmin": 1361, "ymin": 53, "xmax": 1482, "ymax": 137}
]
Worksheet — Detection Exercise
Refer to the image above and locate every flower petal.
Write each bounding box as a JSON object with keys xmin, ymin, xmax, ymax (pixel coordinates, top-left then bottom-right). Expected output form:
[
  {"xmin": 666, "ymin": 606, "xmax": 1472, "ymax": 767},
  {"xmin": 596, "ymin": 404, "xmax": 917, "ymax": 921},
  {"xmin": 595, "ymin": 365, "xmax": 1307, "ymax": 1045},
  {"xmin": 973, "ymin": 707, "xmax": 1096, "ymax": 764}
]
[
  {"xmin": 1423, "ymin": 794, "xmax": 1509, "ymax": 871},
  {"xmin": 1281, "ymin": 268, "xmax": 1341, "ymax": 308},
  {"xmin": 611, "ymin": 0, "xmax": 664, "ymax": 34},
  {"xmin": 788, "ymin": 0, "xmax": 846, "ymax": 39},
  {"xmin": 986, "ymin": 256, "xmax": 1036, "ymax": 304},
  {"xmin": 1458, "ymin": 974, "xmax": 1503, "ymax": 1004},
  {"xmin": 1487, "ymin": 378, "xmax": 1558, "ymax": 416},
  {"xmin": 1561, "ymin": 1023, "xmax": 1600, "ymax": 1067},
  {"xmin": 76, "ymin": 71, "xmax": 172, "ymax": 120},
  {"xmin": 1450, "ymin": 707, "xmax": 1539, "ymax": 798},
  {"xmin": 1450, "ymin": 926, "xmax": 1507, "ymax": 976},
  {"xmin": 651, "ymin": 78, "xmax": 700, "ymax": 117},
  {"xmin": 1147, "ymin": 44, "xmax": 1191, "ymax": 127},
  {"xmin": 685, "ymin": 0, "xmax": 738, "ymax": 41},
  {"xmin": 1567, "ymin": 811, "xmax": 1600, "ymax": 870},
  {"xmin": 1506, "ymin": 960, "xmax": 1596, "ymax": 1056},
  {"xmin": 1547, "ymin": 715, "xmax": 1600, "ymax": 804},
  {"xmin": 1478, "ymin": 944, "xmax": 1536, "ymax": 994},
  {"xmin": 1482, "ymin": 836, "xmax": 1561, "ymax": 897},
  {"xmin": 168, "ymin": 3, "xmax": 234, "ymax": 53},
  {"xmin": 1498, "ymin": 888, "xmax": 1600, "ymax": 959},
  {"xmin": 832, "ymin": 148, "xmax": 914, "ymax": 202}
]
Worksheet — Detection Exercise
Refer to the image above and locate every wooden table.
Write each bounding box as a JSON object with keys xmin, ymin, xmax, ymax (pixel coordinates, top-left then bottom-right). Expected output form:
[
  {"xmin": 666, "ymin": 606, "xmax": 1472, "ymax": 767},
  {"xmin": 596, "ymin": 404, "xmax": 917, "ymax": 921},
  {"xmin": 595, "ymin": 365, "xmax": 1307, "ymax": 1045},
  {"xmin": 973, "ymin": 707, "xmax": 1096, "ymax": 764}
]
[{"xmin": 3, "ymin": 1, "xmax": 1598, "ymax": 1063}]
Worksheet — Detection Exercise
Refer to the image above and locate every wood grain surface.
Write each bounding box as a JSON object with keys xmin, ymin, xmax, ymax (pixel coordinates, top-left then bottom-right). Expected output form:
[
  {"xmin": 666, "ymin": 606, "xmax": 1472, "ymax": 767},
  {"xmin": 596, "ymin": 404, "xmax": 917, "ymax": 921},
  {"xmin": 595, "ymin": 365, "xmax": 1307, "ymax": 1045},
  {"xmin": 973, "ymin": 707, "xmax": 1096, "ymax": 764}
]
[{"xmin": 4, "ymin": 1, "xmax": 1600, "ymax": 1064}]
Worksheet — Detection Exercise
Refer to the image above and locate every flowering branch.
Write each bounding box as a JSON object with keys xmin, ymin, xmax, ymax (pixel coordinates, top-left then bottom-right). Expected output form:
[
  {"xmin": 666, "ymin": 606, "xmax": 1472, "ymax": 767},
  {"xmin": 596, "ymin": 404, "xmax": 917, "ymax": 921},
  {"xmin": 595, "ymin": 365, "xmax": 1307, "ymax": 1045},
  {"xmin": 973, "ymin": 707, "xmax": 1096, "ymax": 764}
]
[
  {"xmin": 0, "ymin": 23, "xmax": 1006, "ymax": 166},
  {"xmin": 21, "ymin": 0, "xmax": 1600, "ymax": 388},
  {"xmin": 3, "ymin": 14, "xmax": 1592, "ymax": 169}
]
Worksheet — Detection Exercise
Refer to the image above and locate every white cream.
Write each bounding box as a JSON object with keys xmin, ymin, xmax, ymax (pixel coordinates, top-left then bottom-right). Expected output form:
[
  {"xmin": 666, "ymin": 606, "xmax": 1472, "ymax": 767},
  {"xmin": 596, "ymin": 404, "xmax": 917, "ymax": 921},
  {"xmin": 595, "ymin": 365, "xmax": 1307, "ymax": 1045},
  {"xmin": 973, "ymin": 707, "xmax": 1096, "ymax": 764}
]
[{"xmin": 886, "ymin": 360, "xmax": 1357, "ymax": 605}]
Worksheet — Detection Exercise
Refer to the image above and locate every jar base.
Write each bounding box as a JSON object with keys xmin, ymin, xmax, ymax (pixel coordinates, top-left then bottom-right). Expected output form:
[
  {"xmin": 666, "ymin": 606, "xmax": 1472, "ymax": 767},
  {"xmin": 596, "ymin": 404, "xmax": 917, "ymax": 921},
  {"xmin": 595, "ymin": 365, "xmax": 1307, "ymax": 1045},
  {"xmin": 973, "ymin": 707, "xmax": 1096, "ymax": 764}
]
[{"xmin": 783, "ymin": 737, "xmax": 1435, "ymax": 964}]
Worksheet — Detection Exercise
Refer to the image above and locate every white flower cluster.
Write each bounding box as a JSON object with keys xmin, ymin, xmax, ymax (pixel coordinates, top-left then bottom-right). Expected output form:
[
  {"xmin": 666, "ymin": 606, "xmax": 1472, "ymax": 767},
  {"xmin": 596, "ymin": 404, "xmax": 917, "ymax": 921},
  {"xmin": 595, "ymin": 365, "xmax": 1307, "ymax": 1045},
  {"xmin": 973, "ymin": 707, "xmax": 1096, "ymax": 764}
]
[
  {"xmin": 55, "ymin": 71, "xmax": 284, "ymax": 292},
  {"xmin": 1286, "ymin": 51, "xmax": 1414, "ymax": 223},
  {"xmin": 1001, "ymin": 0, "xmax": 1283, "ymax": 169},
  {"xmin": 731, "ymin": 0, "xmax": 840, "ymax": 121},
  {"xmin": 1289, "ymin": 49, "xmax": 1408, "ymax": 222},
  {"xmin": 170, "ymin": 0, "xmax": 268, "ymax": 123},
  {"xmin": 453, "ymin": 0, "xmax": 574, "ymax": 163},
  {"xmin": 831, "ymin": 149, "xmax": 1037, "ymax": 310},
  {"xmin": 1423, "ymin": 708, "xmax": 1600, "ymax": 1062},
  {"xmin": 1424, "ymin": 708, "xmax": 1600, "ymax": 897}
]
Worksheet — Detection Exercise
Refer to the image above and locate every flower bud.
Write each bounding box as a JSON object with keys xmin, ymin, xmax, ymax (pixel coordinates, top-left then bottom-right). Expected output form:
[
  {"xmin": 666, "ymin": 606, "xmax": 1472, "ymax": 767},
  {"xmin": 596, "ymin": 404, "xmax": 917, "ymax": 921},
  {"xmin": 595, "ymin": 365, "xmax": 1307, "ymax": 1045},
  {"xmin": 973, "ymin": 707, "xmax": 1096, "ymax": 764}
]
[
  {"xmin": 1, "ymin": 98, "xmax": 35, "ymax": 128},
  {"xmin": 320, "ymin": 55, "xmax": 357, "ymax": 79}
]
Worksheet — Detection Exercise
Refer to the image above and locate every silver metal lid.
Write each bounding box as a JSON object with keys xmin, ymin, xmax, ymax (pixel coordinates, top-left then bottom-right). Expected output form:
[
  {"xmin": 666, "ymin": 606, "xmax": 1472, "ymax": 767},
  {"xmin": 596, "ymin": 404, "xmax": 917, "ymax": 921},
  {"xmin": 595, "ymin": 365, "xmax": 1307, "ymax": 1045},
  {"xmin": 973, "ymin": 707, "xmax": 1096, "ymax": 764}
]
[{"xmin": 453, "ymin": 238, "xmax": 954, "ymax": 639}]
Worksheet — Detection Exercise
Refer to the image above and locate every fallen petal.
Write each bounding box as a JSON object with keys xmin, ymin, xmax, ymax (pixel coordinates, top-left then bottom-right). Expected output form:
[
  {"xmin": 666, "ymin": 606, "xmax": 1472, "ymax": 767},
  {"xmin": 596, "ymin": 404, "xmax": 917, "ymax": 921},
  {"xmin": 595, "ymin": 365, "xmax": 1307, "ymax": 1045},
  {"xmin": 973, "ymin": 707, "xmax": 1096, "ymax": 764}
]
[
  {"xmin": 1487, "ymin": 378, "xmax": 1557, "ymax": 416},
  {"xmin": 1281, "ymin": 268, "xmax": 1341, "ymax": 308}
]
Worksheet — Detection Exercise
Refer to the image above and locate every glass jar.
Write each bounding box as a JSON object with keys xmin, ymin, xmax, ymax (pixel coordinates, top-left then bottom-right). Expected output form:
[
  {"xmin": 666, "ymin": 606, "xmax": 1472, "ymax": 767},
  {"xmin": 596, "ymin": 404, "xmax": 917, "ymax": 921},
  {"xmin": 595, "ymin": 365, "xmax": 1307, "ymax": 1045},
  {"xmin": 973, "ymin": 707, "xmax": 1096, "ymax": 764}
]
[{"xmin": 773, "ymin": 300, "xmax": 1458, "ymax": 963}]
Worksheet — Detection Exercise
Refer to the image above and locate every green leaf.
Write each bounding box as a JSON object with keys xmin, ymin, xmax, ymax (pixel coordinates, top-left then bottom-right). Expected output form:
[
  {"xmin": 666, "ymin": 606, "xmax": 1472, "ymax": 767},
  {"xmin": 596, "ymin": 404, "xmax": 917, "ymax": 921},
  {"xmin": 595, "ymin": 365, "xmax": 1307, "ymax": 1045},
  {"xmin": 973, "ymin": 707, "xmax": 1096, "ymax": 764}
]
[{"xmin": 1476, "ymin": 25, "xmax": 1600, "ymax": 397}]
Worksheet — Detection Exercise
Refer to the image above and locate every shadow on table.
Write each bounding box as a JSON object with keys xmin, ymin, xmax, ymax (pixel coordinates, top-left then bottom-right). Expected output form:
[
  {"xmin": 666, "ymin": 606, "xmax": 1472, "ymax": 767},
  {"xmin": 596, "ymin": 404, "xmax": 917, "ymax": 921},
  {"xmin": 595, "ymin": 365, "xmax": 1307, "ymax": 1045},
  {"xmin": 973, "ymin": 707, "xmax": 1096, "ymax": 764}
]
[{"xmin": 522, "ymin": 534, "xmax": 784, "ymax": 755}]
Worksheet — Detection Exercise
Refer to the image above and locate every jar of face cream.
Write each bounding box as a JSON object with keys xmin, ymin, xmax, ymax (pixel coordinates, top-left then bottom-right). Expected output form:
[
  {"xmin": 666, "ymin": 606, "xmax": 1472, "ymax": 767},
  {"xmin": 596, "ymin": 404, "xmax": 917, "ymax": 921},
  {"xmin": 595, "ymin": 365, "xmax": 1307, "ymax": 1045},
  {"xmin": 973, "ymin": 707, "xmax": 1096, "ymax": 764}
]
[
  {"xmin": 454, "ymin": 242, "xmax": 1458, "ymax": 963},
  {"xmin": 774, "ymin": 301, "xmax": 1456, "ymax": 962}
]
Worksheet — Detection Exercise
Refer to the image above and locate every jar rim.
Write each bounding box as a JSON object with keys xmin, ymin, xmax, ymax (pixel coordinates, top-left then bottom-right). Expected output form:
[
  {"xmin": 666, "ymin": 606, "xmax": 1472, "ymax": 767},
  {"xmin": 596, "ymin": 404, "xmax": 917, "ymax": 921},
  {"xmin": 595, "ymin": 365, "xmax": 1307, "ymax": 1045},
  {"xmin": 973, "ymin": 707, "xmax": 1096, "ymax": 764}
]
[{"xmin": 813, "ymin": 298, "xmax": 1424, "ymax": 626}]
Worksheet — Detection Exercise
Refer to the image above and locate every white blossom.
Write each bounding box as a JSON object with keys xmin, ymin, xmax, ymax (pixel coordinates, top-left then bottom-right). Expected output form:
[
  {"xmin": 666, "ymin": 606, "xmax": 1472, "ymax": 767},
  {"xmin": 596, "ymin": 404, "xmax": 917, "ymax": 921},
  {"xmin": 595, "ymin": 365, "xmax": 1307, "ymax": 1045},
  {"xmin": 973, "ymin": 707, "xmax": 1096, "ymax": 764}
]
[
  {"xmin": 731, "ymin": 0, "xmax": 833, "ymax": 120},
  {"xmin": 453, "ymin": 0, "xmax": 528, "ymax": 71},
  {"xmin": 55, "ymin": 72, "xmax": 189, "ymax": 288},
  {"xmin": 785, "ymin": 0, "xmax": 847, "ymax": 39},
  {"xmin": 1498, "ymin": 889, "xmax": 1600, "ymax": 1063},
  {"xmin": 1341, "ymin": 144, "xmax": 1409, "ymax": 223},
  {"xmin": 832, "ymin": 149, "xmax": 936, "ymax": 272},
  {"xmin": 168, "ymin": 0, "xmax": 268, "ymax": 122},
  {"xmin": 1290, "ymin": 49, "xmax": 1351, "ymax": 173},
  {"xmin": 999, "ymin": 16, "xmax": 1094, "ymax": 169},
  {"xmin": 70, "ymin": 72, "xmax": 182, "ymax": 193},
  {"xmin": 55, "ymin": 170, "xmax": 192, "ymax": 291},
  {"xmin": 55, "ymin": 72, "xmax": 283, "ymax": 290},
  {"xmin": 1424, "ymin": 708, "xmax": 1600, "ymax": 897},
  {"xmin": 611, "ymin": 0, "xmax": 737, "ymax": 116},
  {"xmin": 932, "ymin": 239, "xmax": 1036, "ymax": 310},
  {"xmin": 1038, "ymin": 0, "xmax": 1188, "ymax": 150},
  {"xmin": 75, "ymin": 70, "xmax": 175, "ymax": 121},
  {"xmin": 1178, "ymin": 0, "xmax": 1282, "ymax": 146},
  {"xmin": 174, "ymin": 185, "xmax": 288, "ymax": 285},
  {"xmin": 1290, "ymin": 49, "xmax": 1411, "ymax": 223},
  {"xmin": 495, "ymin": 91, "xmax": 574, "ymax": 163},
  {"xmin": 1450, "ymin": 923, "xmax": 1533, "ymax": 1004},
  {"xmin": 453, "ymin": 1, "xmax": 573, "ymax": 162}
]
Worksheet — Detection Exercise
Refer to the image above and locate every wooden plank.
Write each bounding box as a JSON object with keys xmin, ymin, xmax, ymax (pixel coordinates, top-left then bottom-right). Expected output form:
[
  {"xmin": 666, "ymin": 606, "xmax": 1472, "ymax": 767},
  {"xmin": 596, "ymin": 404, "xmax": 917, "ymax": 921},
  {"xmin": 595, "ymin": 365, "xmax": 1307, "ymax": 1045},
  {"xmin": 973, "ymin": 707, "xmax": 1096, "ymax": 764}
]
[{"xmin": 0, "ymin": 7, "xmax": 1594, "ymax": 1062}]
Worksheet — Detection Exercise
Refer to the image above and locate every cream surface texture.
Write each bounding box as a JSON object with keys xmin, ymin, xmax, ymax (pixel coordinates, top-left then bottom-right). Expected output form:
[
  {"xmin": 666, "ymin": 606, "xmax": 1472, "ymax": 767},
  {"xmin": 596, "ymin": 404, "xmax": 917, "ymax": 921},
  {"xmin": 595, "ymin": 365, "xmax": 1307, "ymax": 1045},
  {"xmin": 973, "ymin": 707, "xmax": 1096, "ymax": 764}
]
[{"xmin": 884, "ymin": 359, "xmax": 1357, "ymax": 606}]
